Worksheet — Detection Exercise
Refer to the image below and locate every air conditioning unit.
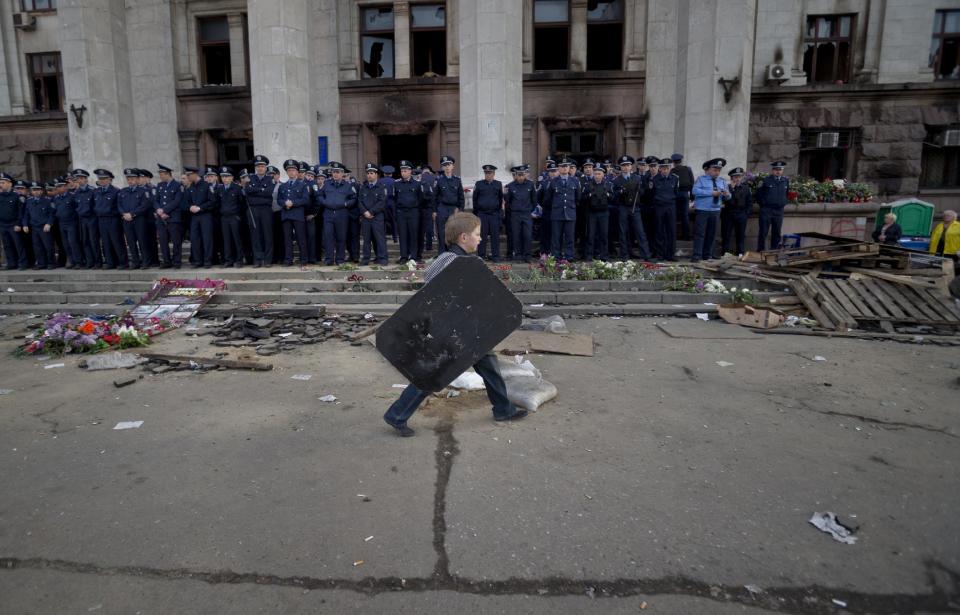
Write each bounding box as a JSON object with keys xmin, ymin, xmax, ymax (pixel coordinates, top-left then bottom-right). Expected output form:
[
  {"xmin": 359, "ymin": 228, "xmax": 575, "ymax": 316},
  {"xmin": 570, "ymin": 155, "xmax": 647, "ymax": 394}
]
[
  {"xmin": 766, "ymin": 64, "xmax": 788, "ymax": 84},
  {"xmin": 817, "ymin": 132, "xmax": 840, "ymax": 148},
  {"xmin": 13, "ymin": 13, "xmax": 37, "ymax": 30},
  {"xmin": 942, "ymin": 129, "xmax": 960, "ymax": 147}
]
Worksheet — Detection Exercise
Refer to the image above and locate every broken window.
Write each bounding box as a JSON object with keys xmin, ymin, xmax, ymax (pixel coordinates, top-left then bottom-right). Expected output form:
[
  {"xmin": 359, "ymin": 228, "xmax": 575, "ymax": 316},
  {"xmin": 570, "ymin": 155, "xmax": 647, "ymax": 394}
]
[
  {"xmin": 929, "ymin": 10, "xmax": 960, "ymax": 80},
  {"xmin": 586, "ymin": 0, "xmax": 623, "ymax": 70},
  {"xmin": 802, "ymin": 15, "xmax": 854, "ymax": 83},
  {"xmin": 921, "ymin": 127, "xmax": 960, "ymax": 188},
  {"xmin": 362, "ymin": 6, "xmax": 395, "ymax": 79},
  {"xmin": 411, "ymin": 3, "xmax": 446, "ymax": 76},
  {"xmin": 28, "ymin": 52, "xmax": 63, "ymax": 112},
  {"xmin": 799, "ymin": 129, "xmax": 855, "ymax": 181},
  {"xmin": 199, "ymin": 16, "xmax": 231, "ymax": 85},
  {"xmin": 21, "ymin": 0, "xmax": 56, "ymax": 11},
  {"xmin": 534, "ymin": 0, "xmax": 569, "ymax": 71},
  {"xmin": 32, "ymin": 151, "xmax": 70, "ymax": 181},
  {"xmin": 550, "ymin": 130, "xmax": 602, "ymax": 164}
]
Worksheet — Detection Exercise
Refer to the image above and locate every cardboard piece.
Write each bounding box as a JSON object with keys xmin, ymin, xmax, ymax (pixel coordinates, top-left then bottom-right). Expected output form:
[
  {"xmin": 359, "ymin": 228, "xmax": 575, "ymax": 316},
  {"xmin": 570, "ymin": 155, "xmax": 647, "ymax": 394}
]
[
  {"xmin": 376, "ymin": 256, "xmax": 522, "ymax": 392},
  {"xmin": 495, "ymin": 331, "xmax": 595, "ymax": 356},
  {"xmin": 717, "ymin": 303, "xmax": 787, "ymax": 329}
]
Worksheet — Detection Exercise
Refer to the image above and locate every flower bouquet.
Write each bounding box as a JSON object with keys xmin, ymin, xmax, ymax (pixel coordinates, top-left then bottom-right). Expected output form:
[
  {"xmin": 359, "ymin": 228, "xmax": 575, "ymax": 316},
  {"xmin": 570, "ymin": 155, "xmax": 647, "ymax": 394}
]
[{"xmin": 17, "ymin": 313, "xmax": 154, "ymax": 358}]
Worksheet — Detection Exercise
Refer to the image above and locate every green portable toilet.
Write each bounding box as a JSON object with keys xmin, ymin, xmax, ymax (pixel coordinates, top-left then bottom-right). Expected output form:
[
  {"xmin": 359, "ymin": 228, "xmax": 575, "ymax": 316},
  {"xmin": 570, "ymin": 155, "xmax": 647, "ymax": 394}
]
[{"xmin": 874, "ymin": 199, "xmax": 935, "ymax": 238}]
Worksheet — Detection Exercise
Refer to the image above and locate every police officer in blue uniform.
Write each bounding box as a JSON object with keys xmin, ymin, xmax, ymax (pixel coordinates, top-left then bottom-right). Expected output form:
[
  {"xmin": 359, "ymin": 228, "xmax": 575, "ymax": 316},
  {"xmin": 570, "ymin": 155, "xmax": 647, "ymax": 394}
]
[
  {"xmin": 721, "ymin": 167, "xmax": 752, "ymax": 256},
  {"xmin": 53, "ymin": 176, "xmax": 82, "ymax": 268},
  {"xmin": 434, "ymin": 155, "xmax": 465, "ymax": 253},
  {"xmin": 537, "ymin": 160, "xmax": 558, "ymax": 256},
  {"xmin": 70, "ymin": 169, "xmax": 100, "ymax": 268},
  {"xmin": 22, "ymin": 181, "xmax": 56, "ymax": 269},
  {"xmin": 670, "ymin": 153, "xmax": 695, "ymax": 241},
  {"xmin": 380, "ymin": 164, "xmax": 398, "ymax": 244},
  {"xmin": 136, "ymin": 169, "xmax": 159, "ymax": 266},
  {"xmin": 185, "ymin": 166, "xmax": 217, "ymax": 268},
  {"xmin": 546, "ymin": 158, "xmax": 581, "ymax": 261},
  {"xmin": 276, "ymin": 159, "xmax": 310, "ymax": 267},
  {"xmin": 0, "ymin": 172, "xmax": 28, "ymax": 270},
  {"xmin": 613, "ymin": 155, "xmax": 651, "ymax": 260},
  {"xmin": 217, "ymin": 167, "xmax": 245, "ymax": 267},
  {"xmin": 243, "ymin": 155, "xmax": 275, "ymax": 267},
  {"xmin": 358, "ymin": 162, "xmax": 388, "ymax": 266},
  {"xmin": 505, "ymin": 164, "xmax": 536, "ymax": 263},
  {"xmin": 392, "ymin": 160, "xmax": 424, "ymax": 263},
  {"xmin": 318, "ymin": 161, "xmax": 358, "ymax": 265},
  {"xmin": 118, "ymin": 168, "xmax": 150, "ymax": 268},
  {"xmin": 473, "ymin": 164, "xmax": 504, "ymax": 261},
  {"xmin": 417, "ymin": 165, "xmax": 436, "ymax": 258},
  {"xmin": 93, "ymin": 169, "xmax": 127, "ymax": 269},
  {"xmin": 639, "ymin": 156, "xmax": 659, "ymax": 246},
  {"xmin": 691, "ymin": 158, "xmax": 729, "ymax": 262},
  {"xmin": 757, "ymin": 161, "xmax": 790, "ymax": 250},
  {"xmin": 575, "ymin": 158, "xmax": 595, "ymax": 260},
  {"xmin": 650, "ymin": 158, "xmax": 679, "ymax": 261},
  {"xmin": 154, "ymin": 163, "xmax": 184, "ymax": 269},
  {"xmin": 303, "ymin": 165, "xmax": 321, "ymax": 264},
  {"xmin": 582, "ymin": 165, "xmax": 615, "ymax": 261}
]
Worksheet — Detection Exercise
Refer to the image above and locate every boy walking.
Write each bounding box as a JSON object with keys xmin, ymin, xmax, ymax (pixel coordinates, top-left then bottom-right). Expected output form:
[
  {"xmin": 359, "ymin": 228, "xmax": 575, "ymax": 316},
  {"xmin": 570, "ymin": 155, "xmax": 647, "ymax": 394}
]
[{"xmin": 383, "ymin": 212, "xmax": 529, "ymax": 437}]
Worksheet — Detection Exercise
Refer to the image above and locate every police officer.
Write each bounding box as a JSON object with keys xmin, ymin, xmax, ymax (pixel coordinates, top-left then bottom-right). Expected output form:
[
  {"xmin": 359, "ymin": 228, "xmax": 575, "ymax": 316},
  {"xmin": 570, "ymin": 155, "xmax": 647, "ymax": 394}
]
[
  {"xmin": 691, "ymin": 158, "xmax": 729, "ymax": 262},
  {"xmin": 721, "ymin": 167, "xmax": 752, "ymax": 256},
  {"xmin": 358, "ymin": 162, "xmax": 388, "ymax": 266},
  {"xmin": 186, "ymin": 166, "xmax": 217, "ymax": 268},
  {"xmin": 217, "ymin": 167, "xmax": 245, "ymax": 267},
  {"xmin": 380, "ymin": 164, "xmax": 398, "ymax": 244},
  {"xmin": 434, "ymin": 155, "xmax": 465, "ymax": 253},
  {"xmin": 670, "ymin": 153, "xmax": 695, "ymax": 241},
  {"xmin": 0, "ymin": 172, "xmax": 28, "ymax": 270},
  {"xmin": 301, "ymin": 165, "xmax": 320, "ymax": 264},
  {"xmin": 243, "ymin": 155, "xmax": 275, "ymax": 267},
  {"xmin": 154, "ymin": 163, "xmax": 184, "ymax": 269},
  {"xmin": 53, "ymin": 176, "xmax": 82, "ymax": 268},
  {"xmin": 417, "ymin": 164, "xmax": 436, "ymax": 257},
  {"xmin": 392, "ymin": 160, "xmax": 424, "ymax": 263},
  {"xmin": 93, "ymin": 169, "xmax": 127, "ymax": 269},
  {"xmin": 22, "ymin": 181, "xmax": 56, "ymax": 269},
  {"xmin": 120, "ymin": 168, "xmax": 154, "ymax": 268},
  {"xmin": 136, "ymin": 169, "xmax": 159, "ymax": 266},
  {"xmin": 613, "ymin": 155, "xmax": 651, "ymax": 260},
  {"xmin": 473, "ymin": 164, "xmax": 504, "ymax": 261},
  {"xmin": 276, "ymin": 159, "xmax": 310, "ymax": 267},
  {"xmin": 71, "ymin": 169, "xmax": 100, "ymax": 268},
  {"xmin": 546, "ymin": 158, "xmax": 581, "ymax": 261},
  {"xmin": 639, "ymin": 156, "xmax": 658, "ymax": 246},
  {"xmin": 757, "ymin": 161, "xmax": 789, "ymax": 250},
  {"xmin": 505, "ymin": 164, "xmax": 536, "ymax": 263},
  {"xmin": 537, "ymin": 160, "xmax": 558, "ymax": 256},
  {"xmin": 650, "ymin": 158, "xmax": 679, "ymax": 262},
  {"xmin": 318, "ymin": 161, "xmax": 358, "ymax": 266},
  {"xmin": 582, "ymin": 165, "xmax": 615, "ymax": 261}
]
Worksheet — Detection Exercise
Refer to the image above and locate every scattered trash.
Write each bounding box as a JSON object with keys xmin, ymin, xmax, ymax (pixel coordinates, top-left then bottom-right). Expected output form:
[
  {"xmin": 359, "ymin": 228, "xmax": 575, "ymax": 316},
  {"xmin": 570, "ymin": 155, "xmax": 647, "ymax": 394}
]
[
  {"xmin": 832, "ymin": 599, "xmax": 848, "ymax": 608},
  {"xmin": 43, "ymin": 363, "xmax": 65, "ymax": 369},
  {"xmin": 813, "ymin": 355, "xmax": 827, "ymax": 362},
  {"xmin": 391, "ymin": 384, "xmax": 407, "ymax": 389},
  {"xmin": 364, "ymin": 536, "xmax": 374, "ymax": 542},
  {"xmin": 83, "ymin": 352, "xmax": 147, "ymax": 371},
  {"xmin": 364, "ymin": 313, "xmax": 374, "ymax": 320},
  {"xmin": 501, "ymin": 356, "xmax": 556, "ymax": 412},
  {"xmin": 318, "ymin": 394, "xmax": 337, "ymax": 402},
  {"xmin": 5, "ymin": 287, "xmax": 14, "ymax": 293},
  {"xmin": 529, "ymin": 303, "xmax": 545, "ymax": 307},
  {"xmin": 113, "ymin": 377, "xmax": 140, "ymax": 388},
  {"xmin": 520, "ymin": 315, "xmax": 568, "ymax": 334},
  {"xmin": 353, "ymin": 560, "xmax": 364, "ymax": 567},
  {"xmin": 119, "ymin": 297, "xmax": 135, "ymax": 305},
  {"xmin": 446, "ymin": 390, "xmax": 461, "ymax": 398},
  {"xmin": 113, "ymin": 421, "xmax": 144, "ymax": 430},
  {"xmin": 715, "ymin": 361, "xmax": 735, "ymax": 367},
  {"xmin": 277, "ymin": 332, "xmax": 293, "ymax": 338},
  {"xmin": 291, "ymin": 374, "xmax": 312, "ymax": 381},
  {"xmin": 809, "ymin": 511, "xmax": 858, "ymax": 544},
  {"xmin": 0, "ymin": 389, "xmax": 12, "ymax": 395},
  {"xmin": 695, "ymin": 313, "xmax": 710, "ymax": 321},
  {"xmin": 610, "ymin": 316, "xmax": 622, "ymax": 320},
  {"xmin": 718, "ymin": 304, "xmax": 786, "ymax": 329},
  {"xmin": 744, "ymin": 584, "xmax": 763, "ymax": 595},
  {"xmin": 449, "ymin": 371, "xmax": 485, "ymax": 390},
  {"xmin": 639, "ymin": 601, "xmax": 648, "ymax": 610}
]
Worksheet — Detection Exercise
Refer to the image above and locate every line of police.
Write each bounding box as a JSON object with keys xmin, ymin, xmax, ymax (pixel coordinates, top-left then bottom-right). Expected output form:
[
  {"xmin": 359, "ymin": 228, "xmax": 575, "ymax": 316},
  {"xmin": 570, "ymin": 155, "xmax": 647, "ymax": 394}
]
[{"xmin": 0, "ymin": 152, "xmax": 790, "ymax": 271}]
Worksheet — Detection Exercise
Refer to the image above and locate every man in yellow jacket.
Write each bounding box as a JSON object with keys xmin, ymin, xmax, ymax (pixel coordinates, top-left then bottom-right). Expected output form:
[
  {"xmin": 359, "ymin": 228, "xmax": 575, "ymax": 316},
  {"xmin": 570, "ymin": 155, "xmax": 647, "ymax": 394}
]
[{"xmin": 929, "ymin": 210, "xmax": 960, "ymax": 266}]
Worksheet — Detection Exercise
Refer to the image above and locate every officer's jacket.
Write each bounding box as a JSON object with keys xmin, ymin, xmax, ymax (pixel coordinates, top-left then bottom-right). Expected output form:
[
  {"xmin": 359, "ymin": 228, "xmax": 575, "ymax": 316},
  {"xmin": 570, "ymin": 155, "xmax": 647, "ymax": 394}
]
[
  {"xmin": 472, "ymin": 180, "xmax": 503, "ymax": 213},
  {"xmin": 53, "ymin": 192, "xmax": 79, "ymax": 224},
  {"xmin": 391, "ymin": 178, "xmax": 424, "ymax": 210},
  {"xmin": 319, "ymin": 180, "xmax": 358, "ymax": 212},
  {"xmin": 93, "ymin": 185, "xmax": 121, "ymax": 217},
  {"xmin": 358, "ymin": 181, "xmax": 387, "ymax": 216},
  {"xmin": 72, "ymin": 186, "xmax": 97, "ymax": 219},
  {"xmin": 244, "ymin": 173, "xmax": 276, "ymax": 208},
  {"xmin": 435, "ymin": 174, "xmax": 465, "ymax": 209},
  {"xmin": 757, "ymin": 175, "xmax": 789, "ymax": 210},
  {"xmin": 277, "ymin": 179, "xmax": 310, "ymax": 222},
  {"xmin": 23, "ymin": 196, "xmax": 55, "ymax": 227},
  {"xmin": 545, "ymin": 176, "xmax": 580, "ymax": 221},
  {"xmin": 186, "ymin": 181, "xmax": 218, "ymax": 214},
  {"xmin": 650, "ymin": 173, "xmax": 679, "ymax": 208},
  {"xmin": 217, "ymin": 183, "xmax": 245, "ymax": 217},
  {"xmin": 154, "ymin": 180, "xmax": 184, "ymax": 223},
  {"xmin": 613, "ymin": 173, "xmax": 645, "ymax": 209},
  {"xmin": 0, "ymin": 191, "xmax": 23, "ymax": 226},
  {"xmin": 117, "ymin": 186, "xmax": 151, "ymax": 217},
  {"xmin": 582, "ymin": 180, "xmax": 615, "ymax": 212},
  {"xmin": 505, "ymin": 180, "xmax": 536, "ymax": 214}
]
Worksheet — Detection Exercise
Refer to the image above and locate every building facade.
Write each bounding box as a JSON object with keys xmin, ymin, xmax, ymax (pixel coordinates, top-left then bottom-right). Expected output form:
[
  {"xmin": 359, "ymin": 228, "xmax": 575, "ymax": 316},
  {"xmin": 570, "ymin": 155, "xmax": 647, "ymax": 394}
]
[{"xmin": 0, "ymin": 0, "xmax": 958, "ymax": 206}]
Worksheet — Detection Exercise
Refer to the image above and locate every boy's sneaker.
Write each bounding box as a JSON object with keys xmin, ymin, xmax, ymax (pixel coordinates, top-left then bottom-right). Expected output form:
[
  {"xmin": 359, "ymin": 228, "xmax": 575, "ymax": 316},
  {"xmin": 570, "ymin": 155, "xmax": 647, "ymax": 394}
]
[
  {"xmin": 384, "ymin": 416, "xmax": 416, "ymax": 437},
  {"xmin": 494, "ymin": 409, "xmax": 529, "ymax": 422}
]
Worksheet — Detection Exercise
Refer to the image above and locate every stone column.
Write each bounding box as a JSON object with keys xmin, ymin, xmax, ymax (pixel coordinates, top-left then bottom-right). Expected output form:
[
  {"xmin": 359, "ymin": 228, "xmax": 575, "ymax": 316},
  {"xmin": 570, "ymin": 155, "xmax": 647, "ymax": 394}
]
[
  {"xmin": 393, "ymin": 1, "xmax": 411, "ymax": 79},
  {"xmin": 457, "ymin": 0, "xmax": 523, "ymax": 185},
  {"xmin": 310, "ymin": 0, "xmax": 342, "ymax": 162},
  {"xmin": 0, "ymin": 0, "xmax": 29, "ymax": 115},
  {"xmin": 59, "ymin": 0, "xmax": 137, "ymax": 176},
  {"xmin": 227, "ymin": 13, "xmax": 248, "ymax": 87},
  {"xmin": 126, "ymin": 0, "xmax": 182, "ymax": 170},
  {"xmin": 248, "ymin": 0, "xmax": 313, "ymax": 164},
  {"xmin": 642, "ymin": 2, "xmax": 680, "ymax": 156},
  {"xmin": 623, "ymin": 0, "xmax": 646, "ymax": 71},
  {"xmin": 569, "ymin": 0, "xmax": 588, "ymax": 72}
]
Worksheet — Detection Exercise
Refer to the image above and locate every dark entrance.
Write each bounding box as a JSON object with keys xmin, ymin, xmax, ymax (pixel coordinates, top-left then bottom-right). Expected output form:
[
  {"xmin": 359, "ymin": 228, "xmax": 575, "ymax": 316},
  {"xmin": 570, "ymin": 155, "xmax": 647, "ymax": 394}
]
[{"xmin": 378, "ymin": 134, "xmax": 429, "ymax": 177}]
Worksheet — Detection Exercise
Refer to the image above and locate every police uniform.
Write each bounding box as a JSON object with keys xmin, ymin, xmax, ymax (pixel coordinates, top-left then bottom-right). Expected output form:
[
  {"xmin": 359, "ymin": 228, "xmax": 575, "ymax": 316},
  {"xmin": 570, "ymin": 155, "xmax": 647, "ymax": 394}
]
[
  {"xmin": 575, "ymin": 158, "xmax": 596, "ymax": 260},
  {"xmin": 358, "ymin": 162, "xmax": 389, "ymax": 266},
  {"xmin": 154, "ymin": 164, "xmax": 184, "ymax": 268},
  {"xmin": 670, "ymin": 154, "xmax": 695, "ymax": 241},
  {"xmin": 417, "ymin": 166, "xmax": 437, "ymax": 257},
  {"xmin": 582, "ymin": 171, "xmax": 614, "ymax": 261},
  {"xmin": 22, "ymin": 182, "xmax": 56, "ymax": 268},
  {"xmin": 93, "ymin": 170, "xmax": 128, "ymax": 268},
  {"xmin": 380, "ymin": 165, "xmax": 397, "ymax": 243},
  {"xmin": 70, "ymin": 169, "xmax": 101, "ymax": 268},
  {"xmin": 639, "ymin": 156, "xmax": 659, "ymax": 246},
  {"xmin": 473, "ymin": 164, "xmax": 504, "ymax": 261},
  {"xmin": 217, "ymin": 167, "xmax": 245, "ymax": 267},
  {"xmin": 392, "ymin": 160, "xmax": 424, "ymax": 262},
  {"xmin": 318, "ymin": 162, "xmax": 358, "ymax": 265},
  {"xmin": 118, "ymin": 168, "xmax": 151, "ymax": 268},
  {"xmin": 719, "ymin": 168, "xmax": 751, "ymax": 256},
  {"xmin": 277, "ymin": 159, "xmax": 310, "ymax": 266},
  {"xmin": 546, "ymin": 159, "xmax": 581, "ymax": 260},
  {"xmin": 53, "ymin": 177, "xmax": 83, "ymax": 268},
  {"xmin": 537, "ymin": 161, "xmax": 558, "ymax": 255},
  {"xmin": 186, "ymin": 167, "xmax": 218, "ymax": 267},
  {"xmin": 505, "ymin": 165, "xmax": 536, "ymax": 262},
  {"xmin": 243, "ymin": 155, "xmax": 276, "ymax": 267},
  {"xmin": 0, "ymin": 173, "xmax": 28, "ymax": 269},
  {"xmin": 136, "ymin": 169, "xmax": 160, "ymax": 266},
  {"xmin": 612, "ymin": 155, "xmax": 651, "ymax": 260},
  {"xmin": 757, "ymin": 161, "xmax": 789, "ymax": 250},
  {"xmin": 691, "ymin": 158, "xmax": 729, "ymax": 261},
  {"xmin": 435, "ymin": 155, "xmax": 465, "ymax": 253},
  {"xmin": 650, "ymin": 161, "xmax": 679, "ymax": 261}
]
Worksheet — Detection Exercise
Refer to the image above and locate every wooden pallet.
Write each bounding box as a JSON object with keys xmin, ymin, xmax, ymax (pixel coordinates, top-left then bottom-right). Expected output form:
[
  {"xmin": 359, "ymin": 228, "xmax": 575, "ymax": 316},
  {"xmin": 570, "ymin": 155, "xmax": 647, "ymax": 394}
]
[
  {"xmin": 790, "ymin": 275, "xmax": 960, "ymax": 331},
  {"xmin": 762, "ymin": 242, "xmax": 879, "ymax": 267}
]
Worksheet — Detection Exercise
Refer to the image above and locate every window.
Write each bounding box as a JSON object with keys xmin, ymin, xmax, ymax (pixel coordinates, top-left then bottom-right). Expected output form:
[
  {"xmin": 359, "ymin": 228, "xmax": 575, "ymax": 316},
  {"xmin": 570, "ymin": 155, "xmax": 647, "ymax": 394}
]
[
  {"xmin": 28, "ymin": 53, "xmax": 63, "ymax": 112},
  {"xmin": 362, "ymin": 6, "xmax": 395, "ymax": 79},
  {"xmin": 218, "ymin": 139, "xmax": 255, "ymax": 178},
  {"xmin": 802, "ymin": 15, "xmax": 854, "ymax": 83},
  {"xmin": 21, "ymin": 0, "xmax": 56, "ymax": 11},
  {"xmin": 410, "ymin": 3, "xmax": 446, "ymax": 76},
  {"xmin": 799, "ymin": 129, "xmax": 855, "ymax": 180},
  {"xmin": 587, "ymin": 0, "xmax": 623, "ymax": 70},
  {"xmin": 929, "ymin": 10, "xmax": 960, "ymax": 80},
  {"xmin": 921, "ymin": 127, "xmax": 960, "ymax": 188},
  {"xmin": 550, "ymin": 130, "xmax": 602, "ymax": 164},
  {"xmin": 533, "ymin": 0, "xmax": 569, "ymax": 71},
  {"xmin": 32, "ymin": 152, "xmax": 70, "ymax": 181},
  {"xmin": 198, "ymin": 16, "xmax": 231, "ymax": 85}
]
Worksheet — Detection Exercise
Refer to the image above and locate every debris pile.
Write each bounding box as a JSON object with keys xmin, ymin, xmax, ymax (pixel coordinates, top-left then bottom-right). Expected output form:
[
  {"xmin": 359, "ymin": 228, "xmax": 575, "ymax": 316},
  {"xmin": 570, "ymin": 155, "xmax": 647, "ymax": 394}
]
[{"xmin": 193, "ymin": 313, "xmax": 381, "ymax": 356}]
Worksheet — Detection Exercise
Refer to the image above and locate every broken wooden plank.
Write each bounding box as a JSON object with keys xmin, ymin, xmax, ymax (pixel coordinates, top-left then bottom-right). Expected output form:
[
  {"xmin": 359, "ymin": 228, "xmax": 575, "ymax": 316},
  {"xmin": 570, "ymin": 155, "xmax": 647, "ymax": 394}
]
[
  {"xmin": 848, "ymin": 279, "xmax": 891, "ymax": 319},
  {"xmin": 494, "ymin": 331, "xmax": 594, "ymax": 357},
  {"xmin": 844, "ymin": 267, "xmax": 937, "ymax": 289},
  {"xmin": 861, "ymin": 278, "xmax": 908, "ymax": 320},
  {"xmin": 138, "ymin": 352, "xmax": 273, "ymax": 371},
  {"xmin": 820, "ymin": 279, "xmax": 863, "ymax": 318},
  {"xmin": 804, "ymin": 277, "xmax": 857, "ymax": 331},
  {"xmin": 754, "ymin": 328, "xmax": 960, "ymax": 343},
  {"xmin": 827, "ymin": 279, "xmax": 872, "ymax": 317},
  {"xmin": 790, "ymin": 278, "xmax": 835, "ymax": 330}
]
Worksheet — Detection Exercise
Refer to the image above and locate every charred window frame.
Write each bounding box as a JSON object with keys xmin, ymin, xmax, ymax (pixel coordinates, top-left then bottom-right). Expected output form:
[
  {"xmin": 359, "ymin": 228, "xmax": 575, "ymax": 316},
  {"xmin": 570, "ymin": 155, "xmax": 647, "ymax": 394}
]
[
  {"xmin": 361, "ymin": 6, "xmax": 395, "ymax": 79},
  {"xmin": 803, "ymin": 14, "xmax": 855, "ymax": 83},
  {"xmin": 798, "ymin": 129, "xmax": 857, "ymax": 181},
  {"xmin": 551, "ymin": 130, "xmax": 603, "ymax": 164},
  {"xmin": 929, "ymin": 10, "xmax": 960, "ymax": 80},
  {"xmin": 921, "ymin": 126, "xmax": 960, "ymax": 188},
  {"xmin": 21, "ymin": 0, "xmax": 56, "ymax": 12},
  {"xmin": 533, "ymin": 0, "xmax": 570, "ymax": 71},
  {"xmin": 218, "ymin": 139, "xmax": 255, "ymax": 178},
  {"xmin": 28, "ymin": 52, "xmax": 63, "ymax": 112},
  {"xmin": 410, "ymin": 3, "xmax": 446, "ymax": 76},
  {"xmin": 198, "ymin": 16, "xmax": 232, "ymax": 85},
  {"xmin": 586, "ymin": 0, "xmax": 623, "ymax": 70},
  {"xmin": 31, "ymin": 151, "xmax": 70, "ymax": 181}
]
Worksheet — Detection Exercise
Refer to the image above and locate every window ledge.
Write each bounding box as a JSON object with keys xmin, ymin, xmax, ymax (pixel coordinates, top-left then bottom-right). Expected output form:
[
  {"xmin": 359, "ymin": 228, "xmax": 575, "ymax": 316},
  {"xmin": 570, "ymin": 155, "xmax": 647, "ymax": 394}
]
[
  {"xmin": 0, "ymin": 111, "xmax": 66, "ymax": 124},
  {"xmin": 340, "ymin": 75, "xmax": 459, "ymax": 88},
  {"xmin": 176, "ymin": 85, "xmax": 250, "ymax": 97},
  {"xmin": 524, "ymin": 70, "xmax": 643, "ymax": 82}
]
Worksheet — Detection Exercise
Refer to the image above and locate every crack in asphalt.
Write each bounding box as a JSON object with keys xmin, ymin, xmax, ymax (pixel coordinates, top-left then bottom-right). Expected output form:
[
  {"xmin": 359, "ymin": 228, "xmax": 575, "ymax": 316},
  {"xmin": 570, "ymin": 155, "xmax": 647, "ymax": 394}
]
[
  {"xmin": 794, "ymin": 399, "xmax": 958, "ymax": 439},
  {"xmin": 31, "ymin": 403, "xmax": 70, "ymax": 436},
  {"xmin": 431, "ymin": 417, "xmax": 459, "ymax": 585}
]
